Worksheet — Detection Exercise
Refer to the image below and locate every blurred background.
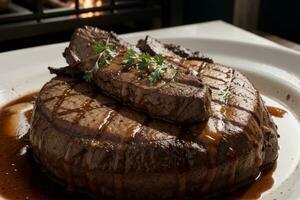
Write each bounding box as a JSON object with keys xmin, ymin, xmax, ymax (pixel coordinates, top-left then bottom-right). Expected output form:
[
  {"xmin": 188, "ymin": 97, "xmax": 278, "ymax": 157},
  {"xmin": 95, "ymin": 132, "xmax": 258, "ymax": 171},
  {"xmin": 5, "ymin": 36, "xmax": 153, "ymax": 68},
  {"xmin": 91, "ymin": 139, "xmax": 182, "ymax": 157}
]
[{"xmin": 0, "ymin": 0, "xmax": 299, "ymax": 52}]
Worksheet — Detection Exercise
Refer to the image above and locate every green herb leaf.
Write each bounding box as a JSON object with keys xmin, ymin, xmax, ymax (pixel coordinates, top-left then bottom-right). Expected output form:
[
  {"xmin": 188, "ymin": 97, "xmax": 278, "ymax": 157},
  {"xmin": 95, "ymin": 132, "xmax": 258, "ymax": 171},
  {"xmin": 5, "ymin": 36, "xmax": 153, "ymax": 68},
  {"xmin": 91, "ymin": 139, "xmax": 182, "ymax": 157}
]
[
  {"xmin": 154, "ymin": 54, "xmax": 165, "ymax": 65},
  {"xmin": 122, "ymin": 50, "xmax": 137, "ymax": 66},
  {"xmin": 83, "ymin": 71, "xmax": 93, "ymax": 82},
  {"xmin": 223, "ymin": 92, "xmax": 230, "ymax": 104},
  {"xmin": 138, "ymin": 53, "xmax": 152, "ymax": 69},
  {"xmin": 124, "ymin": 49, "xmax": 136, "ymax": 59},
  {"xmin": 120, "ymin": 51, "xmax": 169, "ymax": 83},
  {"xmin": 106, "ymin": 46, "xmax": 117, "ymax": 58},
  {"xmin": 98, "ymin": 57, "xmax": 110, "ymax": 66},
  {"xmin": 149, "ymin": 68, "xmax": 164, "ymax": 82},
  {"xmin": 149, "ymin": 70, "xmax": 161, "ymax": 82},
  {"xmin": 219, "ymin": 90, "xmax": 230, "ymax": 104},
  {"xmin": 94, "ymin": 41, "xmax": 116, "ymax": 67},
  {"xmin": 94, "ymin": 42, "xmax": 106, "ymax": 54}
]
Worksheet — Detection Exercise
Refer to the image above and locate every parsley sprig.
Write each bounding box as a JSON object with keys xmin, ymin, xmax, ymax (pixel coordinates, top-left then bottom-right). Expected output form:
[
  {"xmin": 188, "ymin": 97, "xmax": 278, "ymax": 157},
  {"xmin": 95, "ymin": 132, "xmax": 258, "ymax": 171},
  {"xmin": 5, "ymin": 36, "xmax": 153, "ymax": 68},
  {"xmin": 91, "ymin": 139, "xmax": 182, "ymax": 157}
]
[
  {"xmin": 121, "ymin": 50, "xmax": 168, "ymax": 83},
  {"xmin": 83, "ymin": 37, "xmax": 117, "ymax": 82}
]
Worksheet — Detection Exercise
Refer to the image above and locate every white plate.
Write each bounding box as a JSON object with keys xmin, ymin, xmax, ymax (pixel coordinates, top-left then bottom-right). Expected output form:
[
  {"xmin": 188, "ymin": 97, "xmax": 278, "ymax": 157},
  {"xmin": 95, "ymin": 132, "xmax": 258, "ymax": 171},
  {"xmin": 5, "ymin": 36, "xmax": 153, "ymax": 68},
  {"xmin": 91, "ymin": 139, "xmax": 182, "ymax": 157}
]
[{"xmin": 1, "ymin": 37, "xmax": 300, "ymax": 200}]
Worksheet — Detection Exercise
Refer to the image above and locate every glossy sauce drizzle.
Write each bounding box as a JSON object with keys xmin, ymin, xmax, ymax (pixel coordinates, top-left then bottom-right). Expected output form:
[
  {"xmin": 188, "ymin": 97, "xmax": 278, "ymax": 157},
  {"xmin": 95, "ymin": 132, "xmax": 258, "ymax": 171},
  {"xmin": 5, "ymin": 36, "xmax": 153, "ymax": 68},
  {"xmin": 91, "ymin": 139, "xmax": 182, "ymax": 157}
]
[
  {"xmin": 0, "ymin": 93, "xmax": 277, "ymax": 200},
  {"xmin": 0, "ymin": 93, "xmax": 89, "ymax": 200},
  {"xmin": 267, "ymin": 106, "xmax": 287, "ymax": 118}
]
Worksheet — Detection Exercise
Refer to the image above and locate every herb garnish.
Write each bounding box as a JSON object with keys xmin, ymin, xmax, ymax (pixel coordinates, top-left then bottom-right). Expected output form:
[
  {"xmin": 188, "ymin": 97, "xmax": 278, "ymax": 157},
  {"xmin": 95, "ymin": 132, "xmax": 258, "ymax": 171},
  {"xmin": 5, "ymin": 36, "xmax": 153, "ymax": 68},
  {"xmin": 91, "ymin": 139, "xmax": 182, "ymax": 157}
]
[
  {"xmin": 219, "ymin": 90, "xmax": 230, "ymax": 104},
  {"xmin": 154, "ymin": 54, "xmax": 165, "ymax": 65},
  {"xmin": 94, "ymin": 42, "xmax": 107, "ymax": 54},
  {"xmin": 138, "ymin": 53, "xmax": 152, "ymax": 69},
  {"xmin": 83, "ymin": 37, "xmax": 117, "ymax": 82},
  {"xmin": 149, "ymin": 66, "xmax": 167, "ymax": 82},
  {"xmin": 122, "ymin": 49, "xmax": 137, "ymax": 67},
  {"xmin": 84, "ymin": 40, "xmax": 169, "ymax": 83},
  {"xmin": 121, "ymin": 50, "xmax": 168, "ymax": 83}
]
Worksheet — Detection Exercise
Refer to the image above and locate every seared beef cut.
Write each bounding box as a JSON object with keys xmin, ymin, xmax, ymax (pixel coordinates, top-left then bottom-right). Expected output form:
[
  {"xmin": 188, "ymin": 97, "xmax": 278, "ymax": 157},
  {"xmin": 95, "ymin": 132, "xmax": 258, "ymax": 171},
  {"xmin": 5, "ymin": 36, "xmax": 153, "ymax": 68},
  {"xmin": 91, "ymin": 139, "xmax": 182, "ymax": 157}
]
[
  {"xmin": 30, "ymin": 52, "xmax": 278, "ymax": 199},
  {"xmin": 61, "ymin": 26, "xmax": 211, "ymax": 124},
  {"xmin": 137, "ymin": 35, "xmax": 214, "ymax": 63}
]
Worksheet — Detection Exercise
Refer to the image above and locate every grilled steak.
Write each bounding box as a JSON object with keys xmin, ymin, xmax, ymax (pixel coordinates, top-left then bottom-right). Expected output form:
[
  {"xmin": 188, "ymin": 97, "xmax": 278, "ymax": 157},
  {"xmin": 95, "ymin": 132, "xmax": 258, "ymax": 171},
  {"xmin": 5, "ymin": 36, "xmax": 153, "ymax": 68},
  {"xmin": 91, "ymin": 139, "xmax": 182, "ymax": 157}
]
[
  {"xmin": 61, "ymin": 26, "xmax": 211, "ymax": 124},
  {"xmin": 30, "ymin": 50, "xmax": 278, "ymax": 200}
]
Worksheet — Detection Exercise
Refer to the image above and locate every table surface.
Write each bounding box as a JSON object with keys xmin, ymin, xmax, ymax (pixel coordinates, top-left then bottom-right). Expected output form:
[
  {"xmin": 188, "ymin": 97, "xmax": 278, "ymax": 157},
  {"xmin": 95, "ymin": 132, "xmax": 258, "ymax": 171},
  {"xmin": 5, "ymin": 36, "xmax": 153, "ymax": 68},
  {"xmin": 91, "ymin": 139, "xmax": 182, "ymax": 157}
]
[
  {"xmin": 122, "ymin": 20, "xmax": 300, "ymax": 53},
  {"xmin": 261, "ymin": 33, "xmax": 300, "ymax": 52}
]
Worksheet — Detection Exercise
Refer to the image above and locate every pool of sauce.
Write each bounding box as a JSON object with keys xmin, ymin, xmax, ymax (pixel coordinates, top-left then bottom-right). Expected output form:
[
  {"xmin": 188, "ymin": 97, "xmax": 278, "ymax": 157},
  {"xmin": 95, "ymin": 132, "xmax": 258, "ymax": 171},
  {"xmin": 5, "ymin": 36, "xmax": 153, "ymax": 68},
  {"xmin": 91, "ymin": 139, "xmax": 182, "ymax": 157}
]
[
  {"xmin": 267, "ymin": 106, "xmax": 287, "ymax": 118},
  {"xmin": 0, "ymin": 92, "xmax": 277, "ymax": 200}
]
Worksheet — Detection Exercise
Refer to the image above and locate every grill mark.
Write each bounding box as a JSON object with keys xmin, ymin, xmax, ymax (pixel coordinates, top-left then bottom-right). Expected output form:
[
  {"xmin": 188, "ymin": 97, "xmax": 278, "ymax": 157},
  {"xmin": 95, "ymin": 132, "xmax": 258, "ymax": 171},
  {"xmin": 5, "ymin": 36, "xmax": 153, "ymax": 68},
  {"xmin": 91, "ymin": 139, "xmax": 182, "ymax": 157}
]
[
  {"xmin": 200, "ymin": 63, "xmax": 233, "ymax": 76},
  {"xmin": 41, "ymin": 80, "xmax": 82, "ymax": 103},
  {"xmin": 210, "ymin": 115, "xmax": 242, "ymax": 128},
  {"xmin": 97, "ymin": 107, "xmax": 121, "ymax": 133},
  {"xmin": 209, "ymin": 66, "xmax": 231, "ymax": 75},
  {"xmin": 227, "ymin": 84, "xmax": 255, "ymax": 96},
  {"xmin": 73, "ymin": 97, "xmax": 96, "ymax": 124},
  {"xmin": 206, "ymin": 84, "xmax": 219, "ymax": 90},
  {"xmin": 55, "ymin": 103, "xmax": 116, "ymax": 117},
  {"xmin": 207, "ymin": 80, "xmax": 256, "ymax": 95},
  {"xmin": 212, "ymin": 99, "xmax": 261, "ymax": 127},
  {"xmin": 42, "ymin": 93, "xmax": 78, "ymax": 104},
  {"xmin": 210, "ymin": 88, "xmax": 256, "ymax": 101},
  {"xmin": 51, "ymin": 83, "xmax": 78, "ymax": 117},
  {"xmin": 201, "ymin": 74, "xmax": 227, "ymax": 83},
  {"xmin": 226, "ymin": 69, "xmax": 235, "ymax": 95},
  {"xmin": 202, "ymin": 72, "xmax": 256, "ymax": 96},
  {"xmin": 210, "ymin": 114, "xmax": 261, "ymax": 142}
]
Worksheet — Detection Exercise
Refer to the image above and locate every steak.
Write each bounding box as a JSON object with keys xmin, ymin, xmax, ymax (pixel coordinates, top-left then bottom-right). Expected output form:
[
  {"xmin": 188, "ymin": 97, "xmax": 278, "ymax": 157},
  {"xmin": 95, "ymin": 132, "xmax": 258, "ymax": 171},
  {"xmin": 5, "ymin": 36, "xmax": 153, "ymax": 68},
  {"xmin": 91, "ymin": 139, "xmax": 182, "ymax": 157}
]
[
  {"xmin": 30, "ymin": 46, "xmax": 278, "ymax": 200},
  {"xmin": 61, "ymin": 26, "xmax": 211, "ymax": 124}
]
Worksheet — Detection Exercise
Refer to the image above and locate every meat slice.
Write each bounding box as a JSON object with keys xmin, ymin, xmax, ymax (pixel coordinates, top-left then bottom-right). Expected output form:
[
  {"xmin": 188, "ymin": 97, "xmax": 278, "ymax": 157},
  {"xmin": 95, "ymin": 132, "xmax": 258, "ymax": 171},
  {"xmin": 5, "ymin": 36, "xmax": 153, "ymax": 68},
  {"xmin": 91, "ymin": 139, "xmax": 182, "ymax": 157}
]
[
  {"xmin": 30, "ymin": 73, "xmax": 278, "ymax": 200},
  {"xmin": 60, "ymin": 26, "xmax": 211, "ymax": 124},
  {"xmin": 137, "ymin": 35, "xmax": 213, "ymax": 65},
  {"xmin": 137, "ymin": 35, "xmax": 279, "ymax": 167}
]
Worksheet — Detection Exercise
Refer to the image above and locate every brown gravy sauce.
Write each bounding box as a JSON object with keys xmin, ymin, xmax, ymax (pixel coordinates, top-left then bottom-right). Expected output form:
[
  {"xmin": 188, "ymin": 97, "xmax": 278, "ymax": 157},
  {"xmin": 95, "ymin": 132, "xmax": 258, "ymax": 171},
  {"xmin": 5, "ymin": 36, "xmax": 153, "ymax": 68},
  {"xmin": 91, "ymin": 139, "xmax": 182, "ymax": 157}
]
[
  {"xmin": 0, "ymin": 92, "xmax": 277, "ymax": 200},
  {"xmin": 267, "ymin": 106, "xmax": 287, "ymax": 118}
]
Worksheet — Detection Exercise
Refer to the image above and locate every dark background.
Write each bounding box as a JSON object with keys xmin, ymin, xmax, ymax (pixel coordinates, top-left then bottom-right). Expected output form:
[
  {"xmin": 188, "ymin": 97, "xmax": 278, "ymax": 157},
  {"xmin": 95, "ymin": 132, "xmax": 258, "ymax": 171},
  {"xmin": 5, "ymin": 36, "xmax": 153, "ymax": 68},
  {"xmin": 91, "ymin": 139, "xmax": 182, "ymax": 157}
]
[
  {"xmin": 0, "ymin": 0, "xmax": 299, "ymax": 52},
  {"xmin": 182, "ymin": 0, "xmax": 300, "ymax": 43}
]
